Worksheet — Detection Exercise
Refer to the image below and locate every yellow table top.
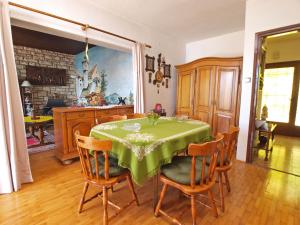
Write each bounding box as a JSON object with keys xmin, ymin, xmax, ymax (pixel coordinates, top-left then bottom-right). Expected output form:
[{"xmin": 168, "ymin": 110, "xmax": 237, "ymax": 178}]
[{"xmin": 24, "ymin": 116, "xmax": 53, "ymax": 123}]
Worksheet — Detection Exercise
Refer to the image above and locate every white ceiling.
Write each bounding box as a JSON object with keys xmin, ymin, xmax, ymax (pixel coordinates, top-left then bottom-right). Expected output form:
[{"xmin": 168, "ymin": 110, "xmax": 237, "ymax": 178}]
[{"xmin": 86, "ymin": 0, "xmax": 246, "ymax": 42}]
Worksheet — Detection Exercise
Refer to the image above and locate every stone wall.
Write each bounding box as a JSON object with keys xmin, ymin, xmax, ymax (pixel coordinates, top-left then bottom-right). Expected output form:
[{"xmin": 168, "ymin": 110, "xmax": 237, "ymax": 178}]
[{"xmin": 14, "ymin": 46, "xmax": 77, "ymax": 114}]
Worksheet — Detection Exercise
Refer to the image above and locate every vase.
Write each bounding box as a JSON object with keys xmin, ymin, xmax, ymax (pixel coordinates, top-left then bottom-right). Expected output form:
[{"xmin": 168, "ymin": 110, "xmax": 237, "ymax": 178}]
[{"xmin": 148, "ymin": 118, "xmax": 158, "ymax": 126}]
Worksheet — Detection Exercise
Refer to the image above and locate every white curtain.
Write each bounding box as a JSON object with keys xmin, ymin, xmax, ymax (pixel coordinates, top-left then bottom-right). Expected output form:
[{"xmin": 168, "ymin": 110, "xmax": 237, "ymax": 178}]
[
  {"xmin": 0, "ymin": 0, "xmax": 33, "ymax": 194},
  {"xmin": 132, "ymin": 43, "xmax": 145, "ymax": 114}
]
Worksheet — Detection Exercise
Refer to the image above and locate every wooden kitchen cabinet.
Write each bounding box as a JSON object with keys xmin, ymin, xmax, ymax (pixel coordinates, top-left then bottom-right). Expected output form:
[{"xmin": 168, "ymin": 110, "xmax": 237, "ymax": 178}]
[
  {"xmin": 176, "ymin": 57, "xmax": 242, "ymax": 135},
  {"xmin": 53, "ymin": 105, "xmax": 133, "ymax": 163}
]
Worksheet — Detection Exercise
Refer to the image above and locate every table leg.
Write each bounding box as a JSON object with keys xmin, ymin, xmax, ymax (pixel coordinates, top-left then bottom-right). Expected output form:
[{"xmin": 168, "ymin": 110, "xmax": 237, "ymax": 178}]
[
  {"xmin": 29, "ymin": 125, "xmax": 34, "ymax": 136},
  {"xmin": 153, "ymin": 173, "xmax": 159, "ymax": 211},
  {"xmin": 38, "ymin": 125, "xmax": 45, "ymax": 145},
  {"xmin": 264, "ymin": 134, "xmax": 270, "ymax": 161},
  {"xmin": 271, "ymin": 132, "xmax": 275, "ymax": 152}
]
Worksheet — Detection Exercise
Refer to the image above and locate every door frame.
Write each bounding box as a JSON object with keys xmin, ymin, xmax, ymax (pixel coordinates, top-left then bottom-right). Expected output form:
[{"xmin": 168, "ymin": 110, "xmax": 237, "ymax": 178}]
[{"xmin": 246, "ymin": 23, "xmax": 300, "ymax": 163}]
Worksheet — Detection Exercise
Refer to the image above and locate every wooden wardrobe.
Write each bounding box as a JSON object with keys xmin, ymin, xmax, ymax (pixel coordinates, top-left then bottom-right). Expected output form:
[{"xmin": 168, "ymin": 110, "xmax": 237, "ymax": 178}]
[{"xmin": 175, "ymin": 57, "xmax": 243, "ymax": 134}]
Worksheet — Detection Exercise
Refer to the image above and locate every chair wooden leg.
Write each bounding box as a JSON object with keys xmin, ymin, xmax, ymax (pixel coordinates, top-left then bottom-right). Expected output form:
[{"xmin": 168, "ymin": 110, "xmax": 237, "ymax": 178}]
[
  {"xmin": 208, "ymin": 190, "xmax": 218, "ymax": 218},
  {"xmin": 154, "ymin": 183, "xmax": 168, "ymax": 217},
  {"xmin": 102, "ymin": 186, "xmax": 108, "ymax": 225},
  {"xmin": 126, "ymin": 175, "xmax": 139, "ymax": 206},
  {"xmin": 218, "ymin": 172, "xmax": 225, "ymax": 212},
  {"xmin": 78, "ymin": 182, "xmax": 89, "ymax": 213},
  {"xmin": 224, "ymin": 171, "xmax": 231, "ymax": 192},
  {"xmin": 191, "ymin": 195, "xmax": 196, "ymax": 225}
]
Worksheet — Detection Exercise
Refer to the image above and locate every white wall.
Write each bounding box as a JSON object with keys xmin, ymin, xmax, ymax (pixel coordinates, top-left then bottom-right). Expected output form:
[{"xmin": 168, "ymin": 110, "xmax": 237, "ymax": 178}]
[
  {"xmin": 237, "ymin": 0, "xmax": 300, "ymax": 161},
  {"xmin": 185, "ymin": 30, "xmax": 244, "ymax": 62},
  {"xmin": 9, "ymin": 0, "xmax": 185, "ymax": 116}
]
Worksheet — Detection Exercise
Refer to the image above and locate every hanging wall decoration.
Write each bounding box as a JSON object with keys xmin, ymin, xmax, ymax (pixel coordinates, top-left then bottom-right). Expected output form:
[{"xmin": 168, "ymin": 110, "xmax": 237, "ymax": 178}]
[
  {"xmin": 148, "ymin": 72, "xmax": 152, "ymax": 83},
  {"xmin": 26, "ymin": 65, "xmax": 66, "ymax": 85},
  {"xmin": 163, "ymin": 64, "xmax": 171, "ymax": 78},
  {"xmin": 150, "ymin": 53, "xmax": 171, "ymax": 93},
  {"xmin": 145, "ymin": 54, "xmax": 155, "ymax": 72}
]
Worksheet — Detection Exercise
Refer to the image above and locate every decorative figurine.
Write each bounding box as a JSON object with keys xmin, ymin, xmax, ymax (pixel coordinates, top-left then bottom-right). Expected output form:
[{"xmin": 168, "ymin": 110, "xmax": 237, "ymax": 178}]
[
  {"xmin": 261, "ymin": 104, "xmax": 268, "ymax": 120},
  {"xmin": 118, "ymin": 97, "xmax": 127, "ymax": 105}
]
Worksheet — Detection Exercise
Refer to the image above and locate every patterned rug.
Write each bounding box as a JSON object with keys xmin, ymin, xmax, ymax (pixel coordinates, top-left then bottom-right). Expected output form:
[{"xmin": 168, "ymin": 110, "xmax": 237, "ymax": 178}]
[{"xmin": 27, "ymin": 131, "xmax": 55, "ymax": 154}]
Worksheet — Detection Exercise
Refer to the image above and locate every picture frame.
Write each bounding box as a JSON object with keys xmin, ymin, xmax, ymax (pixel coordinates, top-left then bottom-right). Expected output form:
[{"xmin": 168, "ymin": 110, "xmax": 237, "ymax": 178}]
[
  {"xmin": 26, "ymin": 65, "xmax": 66, "ymax": 86},
  {"xmin": 163, "ymin": 64, "xmax": 171, "ymax": 78},
  {"xmin": 145, "ymin": 54, "xmax": 155, "ymax": 72}
]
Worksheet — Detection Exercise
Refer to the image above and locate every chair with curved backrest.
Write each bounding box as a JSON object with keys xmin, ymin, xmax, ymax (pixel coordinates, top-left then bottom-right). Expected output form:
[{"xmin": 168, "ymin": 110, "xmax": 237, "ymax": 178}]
[
  {"xmin": 75, "ymin": 131, "xmax": 139, "ymax": 225},
  {"xmin": 95, "ymin": 115, "xmax": 127, "ymax": 124},
  {"xmin": 126, "ymin": 113, "xmax": 145, "ymax": 119},
  {"xmin": 155, "ymin": 134, "xmax": 224, "ymax": 225},
  {"xmin": 215, "ymin": 126, "xmax": 239, "ymax": 212},
  {"xmin": 95, "ymin": 114, "xmax": 128, "ymax": 192}
]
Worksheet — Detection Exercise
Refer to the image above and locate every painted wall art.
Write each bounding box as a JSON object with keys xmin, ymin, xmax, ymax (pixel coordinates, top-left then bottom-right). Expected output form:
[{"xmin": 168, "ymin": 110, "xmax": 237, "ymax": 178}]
[{"xmin": 74, "ymin": 45, "xmax": 134, "ymax": 106}]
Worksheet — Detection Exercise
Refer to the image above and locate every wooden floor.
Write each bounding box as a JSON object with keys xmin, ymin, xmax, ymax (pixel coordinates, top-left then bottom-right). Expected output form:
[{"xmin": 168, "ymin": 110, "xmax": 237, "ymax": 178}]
[
  {"xmin": 0, "ymin": 150, "xmax": 300, "ymax": 225},
  {"xmin": 253, "ymin": 135, "xmax": 300, "ymax": 176}
]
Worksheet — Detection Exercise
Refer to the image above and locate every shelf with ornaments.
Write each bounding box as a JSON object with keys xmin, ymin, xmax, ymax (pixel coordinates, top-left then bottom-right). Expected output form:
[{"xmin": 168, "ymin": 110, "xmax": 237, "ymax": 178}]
[{"xmin": 20, "ymin": 80, "xmax": 34, "ymax": 116}]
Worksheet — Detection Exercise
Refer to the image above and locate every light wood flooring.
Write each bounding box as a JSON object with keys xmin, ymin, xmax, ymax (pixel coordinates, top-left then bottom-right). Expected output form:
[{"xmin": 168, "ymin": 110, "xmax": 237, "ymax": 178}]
[
  {"xmin": 253, "ymin": 135, "xmax": 300, "ymax": 176},
  {"xmin": 0, "ymin": 150, "xmax": 300, "ymax": 225}
]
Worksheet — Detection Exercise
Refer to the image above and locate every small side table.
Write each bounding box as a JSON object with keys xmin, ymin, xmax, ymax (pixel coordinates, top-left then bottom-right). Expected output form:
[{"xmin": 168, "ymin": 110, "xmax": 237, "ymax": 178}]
[
  {"xmin": 256, "ymin": 123, "xmax": 277, "ymax": 161},
  {"xmin": 24, "ymin": 116, "xmax": 53, "ymax": 148}
]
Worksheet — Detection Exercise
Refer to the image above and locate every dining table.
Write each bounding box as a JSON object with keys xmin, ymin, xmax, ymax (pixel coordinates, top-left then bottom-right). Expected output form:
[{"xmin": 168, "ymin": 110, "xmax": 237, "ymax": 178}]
[{"xmin": 90, "ymin": 116, "xmax": 211, "ymax": 208}]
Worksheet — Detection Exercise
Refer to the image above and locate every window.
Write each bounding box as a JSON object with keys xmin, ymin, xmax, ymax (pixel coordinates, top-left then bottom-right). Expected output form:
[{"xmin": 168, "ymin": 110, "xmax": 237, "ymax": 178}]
[{"xmin": 261, "ymin": 67, "xmax": 294, "ymax": 123}]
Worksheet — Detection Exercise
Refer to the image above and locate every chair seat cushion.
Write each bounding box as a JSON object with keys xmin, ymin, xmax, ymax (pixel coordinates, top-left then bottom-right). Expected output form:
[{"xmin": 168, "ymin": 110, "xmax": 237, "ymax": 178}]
[
  {"xmin": 92, "ymin": 156, "xmax": 127, "ymax": 177},
  {"xmin": 161, "ymin": 156, "xmax": 209, "ymax": 185}
]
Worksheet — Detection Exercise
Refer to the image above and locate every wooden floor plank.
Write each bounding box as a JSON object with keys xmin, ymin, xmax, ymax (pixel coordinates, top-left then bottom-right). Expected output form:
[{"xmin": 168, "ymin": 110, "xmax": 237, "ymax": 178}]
[{"xmin": 0, "ymin": 150, "xmax": 300, "ymax": 225}]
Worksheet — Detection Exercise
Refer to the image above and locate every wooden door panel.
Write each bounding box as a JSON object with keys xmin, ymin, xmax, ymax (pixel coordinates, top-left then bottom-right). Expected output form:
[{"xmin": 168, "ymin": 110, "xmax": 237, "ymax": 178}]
[
  {"xmin": 194, "ymin": 66, "xmax": 215, "ymax": 124},
  {"xmin": 180, "ymin": 75, "xmax": 191, "ymax": 107},
  {"xmin": 218, "ymin": 71, "xmax": 234, "ymax": 111},
  {"xmin": 67, "ymin": 118, "xmax": 94, "ymax": 153},
  {"xmin": 197, "ymin": 69, "xmax": 211, "ymax": 106},
  {"xmin": 194, "ymin": 111, "xmax": 209, "ymax": 122},
  {"xmin": 176, "ymin": 70, "xmax": 194, "ymax": 116},
  {"xmin": 213, "ymin": 66, "xmax": 239, "ymax": 134},
  {"xmin": 214, "ymin": 114, "xmax": 233, "ymax": 134}
]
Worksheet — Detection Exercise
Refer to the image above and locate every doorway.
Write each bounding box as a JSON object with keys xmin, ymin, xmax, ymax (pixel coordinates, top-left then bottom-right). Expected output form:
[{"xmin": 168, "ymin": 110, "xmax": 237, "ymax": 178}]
[
  {"xmin": 263, "ymin": 62, "xmax": 300, "ymax": 135},
  {"xmin": 247, "ymin": 23, "xmax": 300, "ymax": 176}
]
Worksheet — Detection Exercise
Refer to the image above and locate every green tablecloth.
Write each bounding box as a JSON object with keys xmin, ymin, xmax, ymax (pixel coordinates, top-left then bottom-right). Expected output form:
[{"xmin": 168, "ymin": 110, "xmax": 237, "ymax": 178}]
[{"xmin": 90, "ymin": 117, "xmax": 211, "ymax": 185}]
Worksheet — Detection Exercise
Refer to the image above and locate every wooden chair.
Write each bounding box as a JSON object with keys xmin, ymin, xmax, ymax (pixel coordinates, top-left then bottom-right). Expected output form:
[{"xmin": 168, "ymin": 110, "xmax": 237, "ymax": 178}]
[
  {"xmin": 215, "ymin": 126, "xmax": 239, "ymax": 212},
  {"xmin": 126, "ymin": 113, "xmax": 145, "ymax": 119},
  {"xmin": 75, "ymin": 131, "xmax": 139, "ymax": 225},
  {"xmin": 95, "ymin": 115, "xmax": 127, "ymax": 124},
  {"xmin": 155, "ymin": 134, "xmax": 224, "ymax": 225},
  {"xmin": 95, "ymin": 114, "xmax": 127, "ymax": 192}
]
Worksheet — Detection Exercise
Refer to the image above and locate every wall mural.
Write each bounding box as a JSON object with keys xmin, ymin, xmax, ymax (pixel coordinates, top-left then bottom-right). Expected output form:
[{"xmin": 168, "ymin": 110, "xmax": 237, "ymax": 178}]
[{"xmin": 74, "ymin": 45, "xmax": 134, "ymax": 106}]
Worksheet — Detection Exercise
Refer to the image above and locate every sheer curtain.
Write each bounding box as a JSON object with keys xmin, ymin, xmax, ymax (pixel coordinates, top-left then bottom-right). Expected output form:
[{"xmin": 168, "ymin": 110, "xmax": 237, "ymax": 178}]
[
  {"xmin": 132, "ymin": 43, "xmax": 145, "ymax": 114},
  {"xmin": 0, "ymin": 0, "xmax": 33, "ymax": 194}
]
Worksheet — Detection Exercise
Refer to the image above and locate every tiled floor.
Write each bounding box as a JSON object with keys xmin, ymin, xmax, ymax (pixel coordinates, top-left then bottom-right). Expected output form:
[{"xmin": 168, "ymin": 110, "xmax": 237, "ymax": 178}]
[{"xmin": 253, "ymin": 135, "xmax": 300, "ymax": 176}]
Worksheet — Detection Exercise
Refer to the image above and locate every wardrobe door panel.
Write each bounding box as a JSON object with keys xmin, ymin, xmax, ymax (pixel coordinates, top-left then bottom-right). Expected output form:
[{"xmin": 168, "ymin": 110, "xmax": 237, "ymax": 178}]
[
  {"xmin": 213, "ymin": 66, "xmax": 239, "ymax": 134},
  {"xmin": 176, "ymin": 70, "xmax": 194, "ymax": 116},
  {"xmin": 193, "ymin": 66, "xmax": 215, "ymax": 124}
]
